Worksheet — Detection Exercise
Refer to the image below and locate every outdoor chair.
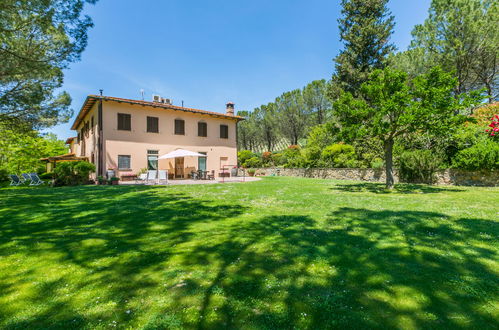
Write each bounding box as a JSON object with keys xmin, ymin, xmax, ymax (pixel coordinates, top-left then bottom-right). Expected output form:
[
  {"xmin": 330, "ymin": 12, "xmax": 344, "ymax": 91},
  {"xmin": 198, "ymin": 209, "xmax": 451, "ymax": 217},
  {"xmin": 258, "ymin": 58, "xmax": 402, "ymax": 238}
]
[
  {"xmin": 29, "ymin": 173, "xmax": 44, "ymax": 185},
  {"xmin": 158, "ymin": 170, "xmax": 168, "ymax": 184},
  {"xmin": 190, "ymin": 171, "xmax": 198, "ymax": 180},
  {"xmin": 207, "ymin": 170, "xmax": 215, "ymax": 180},
  {"xmin": 21, "ymin": 173, "xmax": 31, "ymax": 183},
  {"xmin": 146, "ymin": 170, "xmax": 157, "ymax": 184},
  {"xmin": 135, "ymin": 173, "xmax": 147, "ymax": 183},
  {"xmin": 9, "ymin": 174, "xmax": 22, "ymax": 186}
]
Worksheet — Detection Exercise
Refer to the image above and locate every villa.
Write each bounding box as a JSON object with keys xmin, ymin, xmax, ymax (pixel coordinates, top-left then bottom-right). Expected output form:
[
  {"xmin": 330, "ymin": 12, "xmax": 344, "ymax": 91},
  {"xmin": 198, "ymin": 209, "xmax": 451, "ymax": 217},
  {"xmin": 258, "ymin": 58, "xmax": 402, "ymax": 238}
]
[{"xmin": 68, "ymin": 94, "xmax": 242, "ymax": 180}]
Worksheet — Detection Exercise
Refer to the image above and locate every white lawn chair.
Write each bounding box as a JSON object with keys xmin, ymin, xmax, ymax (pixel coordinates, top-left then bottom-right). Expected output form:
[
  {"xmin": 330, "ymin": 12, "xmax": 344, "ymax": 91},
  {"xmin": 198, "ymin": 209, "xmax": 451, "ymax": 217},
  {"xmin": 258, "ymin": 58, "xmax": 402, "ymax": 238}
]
[
  {"xmin": 146, "ymin": 170, "xmax": 157, "ymax": 184},
  {"xmin": 29, "ymin": 173, "xmax": 44, "ymax": 185},
  {"xmin": 135, "ymin": 173, "xmax": 147, "ymax": 184},
  {"xmin": 9, "ymin": 174, "xmax": 22, "ymax": 186},
  {"xmin": 158, "ymin": 170, "xmax": 168, "ymax": 184}
]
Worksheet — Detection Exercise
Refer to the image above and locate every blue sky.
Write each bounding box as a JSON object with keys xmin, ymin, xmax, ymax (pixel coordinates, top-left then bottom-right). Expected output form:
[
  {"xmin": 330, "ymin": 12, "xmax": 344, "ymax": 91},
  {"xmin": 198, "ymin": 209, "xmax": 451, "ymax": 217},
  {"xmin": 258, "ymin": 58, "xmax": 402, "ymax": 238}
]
[{"xmin": 47, "ymin": 0, "xmax": 431, "ymax": 139}]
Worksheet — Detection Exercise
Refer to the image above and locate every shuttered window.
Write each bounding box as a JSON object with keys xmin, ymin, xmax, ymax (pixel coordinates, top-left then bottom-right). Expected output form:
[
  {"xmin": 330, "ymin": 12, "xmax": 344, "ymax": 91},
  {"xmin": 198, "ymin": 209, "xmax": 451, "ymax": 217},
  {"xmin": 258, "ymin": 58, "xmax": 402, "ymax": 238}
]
[
  {"xmin": 117, "ymin": 113, "xmax": 131, "ymax": 131},
  {"xmin": 174, "ymin": 119, "xmax": 185, "ymax": 135},
  {"xmin": 147, "ymin": 116, "xmax": 159, "ymax": 133},
  {"xmin": 198, "ymin": 122, "xmax": 207, "ymax": 137},
  {"xmin": 118, "ymin": 155, "xmax": 131, "ymax": 170},
  {"xmin": 220, "ymin": 124, "xmax": 229, "ymax": 139}
]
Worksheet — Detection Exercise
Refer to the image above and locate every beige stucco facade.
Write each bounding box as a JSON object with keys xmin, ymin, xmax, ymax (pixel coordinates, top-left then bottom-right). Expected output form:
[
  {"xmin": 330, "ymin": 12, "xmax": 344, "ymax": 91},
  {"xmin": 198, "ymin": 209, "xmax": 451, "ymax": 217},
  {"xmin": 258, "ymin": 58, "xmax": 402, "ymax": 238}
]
[{"xmin": 71, "ymin": 96, "xmax": 241, "ymax": 179}]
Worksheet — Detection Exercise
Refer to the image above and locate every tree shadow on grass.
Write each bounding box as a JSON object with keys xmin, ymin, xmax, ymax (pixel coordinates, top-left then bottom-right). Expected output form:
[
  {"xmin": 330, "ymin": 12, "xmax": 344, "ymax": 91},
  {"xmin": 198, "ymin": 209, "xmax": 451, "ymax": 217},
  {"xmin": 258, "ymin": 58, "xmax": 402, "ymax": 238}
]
[
  {"xmin": 330, "ymin": 182, "xmax": 464, "ymax": 194},
  {"xmin": 169, "ymin": 209, "xmax": 498, "ymax": 329},
  {"xmin": 0, "ymin": 185, "xmax": 246, "ymax": 329}
]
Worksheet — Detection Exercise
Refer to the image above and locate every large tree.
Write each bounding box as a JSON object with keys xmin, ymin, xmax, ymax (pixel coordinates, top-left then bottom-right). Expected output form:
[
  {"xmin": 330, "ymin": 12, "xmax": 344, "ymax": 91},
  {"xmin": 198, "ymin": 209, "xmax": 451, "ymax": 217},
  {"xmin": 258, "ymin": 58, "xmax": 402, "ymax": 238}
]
[
  {"xmin": 329, "ymin": 0, "xmax": 395, "ymax": 98},
  {"xmin": 254, "ymin": 103, "xmax": 279, "ymax": 152},
  {"xmin": 0, "ymin": 0, "xmax": 97, "ymax": 129},
  {"xmin": 334, "ymin": 67, "xmax": 481, "ymax": 189},
  {"xmin": 303, "ymin": 79, "xmax": 331, "ymax": 125},
  {"xmin": 410, "ymin": 0, "xmax": 499, "ymax": 102},
  {"xmin": 276, "ymin": 89, "xmax": 309, "ymax": 145}
]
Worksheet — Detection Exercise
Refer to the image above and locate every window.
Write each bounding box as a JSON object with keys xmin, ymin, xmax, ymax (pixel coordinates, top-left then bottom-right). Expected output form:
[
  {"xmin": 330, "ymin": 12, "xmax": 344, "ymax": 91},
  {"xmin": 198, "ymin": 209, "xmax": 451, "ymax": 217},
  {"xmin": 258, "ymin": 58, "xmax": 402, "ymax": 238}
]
[
  {"xmin": 198, "ymin": 122, "xmax": 207, "ymax": 137},
  {"xmin": 147, "ymin": 116, "xmax": 159, "ymax": 133},
  {"xmin": 117, "ymin": 113, "xmax": 131, "ymax": 131},
  {"xmin": 118, "ymin": 155, "xmax": 131, "ymax": 170},
  {"xmin": 174, "ymin": 119, "xmax": 185, "ymax": 135},
  {"xmin": 91, "ymin": 116, "xmax": 94, "ymax": 134},
  {"xmin": 147, "ymin": 150, "xmax": 158, "ymax": 170},
  {"xmin": 220, "ymin": 124, "xmax": 229, "ymax": 139}
]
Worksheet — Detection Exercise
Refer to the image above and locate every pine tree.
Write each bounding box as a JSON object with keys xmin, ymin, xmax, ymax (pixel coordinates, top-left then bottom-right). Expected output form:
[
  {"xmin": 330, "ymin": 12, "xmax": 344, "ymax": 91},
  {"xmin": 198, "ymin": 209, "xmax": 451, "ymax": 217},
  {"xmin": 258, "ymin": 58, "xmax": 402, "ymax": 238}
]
[{"xmin": 330, "ymin": 0, "xmax": 395, "ymax": 97}]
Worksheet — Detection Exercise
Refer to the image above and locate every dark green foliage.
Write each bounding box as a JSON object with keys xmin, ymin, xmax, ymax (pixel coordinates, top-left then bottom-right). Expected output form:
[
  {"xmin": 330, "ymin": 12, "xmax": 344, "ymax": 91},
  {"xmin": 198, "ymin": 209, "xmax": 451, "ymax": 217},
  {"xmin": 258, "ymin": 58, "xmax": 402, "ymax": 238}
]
[
  {"xmin": 399, "ymin": 150, "xmax": 443, "ymax": 184},
  {"xmin": 0, "ymin": 0, "xmax": 97, "ymax": 129},
  {"xmin": 329, "ymin": 0, "xmax": 395, "ymax": 97},
  {"xmin": 53, "ymin": 161, "xmax": 95, "ymax": 186},
  {"xmin": 452, "ymin": 140, "xmax": 499, "ymax": 170}
]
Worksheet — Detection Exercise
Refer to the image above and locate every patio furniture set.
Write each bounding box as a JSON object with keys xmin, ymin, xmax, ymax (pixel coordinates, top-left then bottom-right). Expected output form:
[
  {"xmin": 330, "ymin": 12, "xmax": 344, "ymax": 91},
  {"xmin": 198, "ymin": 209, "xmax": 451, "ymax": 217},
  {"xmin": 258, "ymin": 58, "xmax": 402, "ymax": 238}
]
[{"xmin": 190, "ymin": 170, "xmax": 215, "ymax": 180}]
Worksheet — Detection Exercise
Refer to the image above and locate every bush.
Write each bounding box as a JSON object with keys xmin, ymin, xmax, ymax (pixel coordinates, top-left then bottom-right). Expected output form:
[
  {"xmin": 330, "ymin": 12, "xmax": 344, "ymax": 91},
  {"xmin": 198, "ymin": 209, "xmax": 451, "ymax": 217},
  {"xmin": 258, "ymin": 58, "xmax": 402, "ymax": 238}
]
[
  {"xmin": 452, "ymin": 140, "xmax": 499, "ymax": 170},
  {"xmin": 0, "ymin": 168, "xmax": 8, "ymax": 182},
  {"xmin": 244, "ymin": 156, "xmax": 261, "ymax": 168},
  {"xmin": 39, "ymin": 172, "xmax": 54, "ymax": 180},
  {"xmin": 283, "ymin": 145, "xmax": 304, "ymax": 168},
  {"xmin": 271, "ymin": 153, "xmax": 285, "ymax": 166},
  {"xmin": 261, "ymin": 152, "xmax": 272, "ymax": 166},
  {"xmin": 399, "ymin": 150, "xmax": 443, "ymax": 184},
  {"xmin": 238, "ymin": 150, "xmax": 255, "ymax": 167},
  {"xmin": 321, "ymin": 143, "xmax": 358, "ymax": 168},
  {"xmin": 53, "ymin": 161, "xmax": 96, "ymax": 186},
  {"xmin": 370, "ymin": 158, "xmax": 384, "ymax": 169}
]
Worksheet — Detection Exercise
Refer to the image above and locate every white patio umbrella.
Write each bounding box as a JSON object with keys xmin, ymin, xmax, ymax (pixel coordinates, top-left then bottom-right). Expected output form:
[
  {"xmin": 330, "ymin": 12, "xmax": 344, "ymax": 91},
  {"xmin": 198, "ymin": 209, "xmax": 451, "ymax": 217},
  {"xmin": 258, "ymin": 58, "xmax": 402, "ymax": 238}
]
[
  {"xmin": 158, "ymin": 149, "xmax": 206, "ymax": 181},
  {"xmin": 158, "ymin": 149, "xmax": 206, "ymax": 159}
]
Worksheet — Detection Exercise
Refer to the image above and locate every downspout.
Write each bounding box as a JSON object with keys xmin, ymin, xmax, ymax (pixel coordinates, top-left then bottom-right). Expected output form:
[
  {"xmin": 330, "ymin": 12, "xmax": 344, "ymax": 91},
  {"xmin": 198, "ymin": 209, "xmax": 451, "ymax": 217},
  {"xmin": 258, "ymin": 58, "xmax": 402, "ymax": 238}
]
[{"xmin": 98, "ymin": 96, "xmax": 104, "ymax": 176}]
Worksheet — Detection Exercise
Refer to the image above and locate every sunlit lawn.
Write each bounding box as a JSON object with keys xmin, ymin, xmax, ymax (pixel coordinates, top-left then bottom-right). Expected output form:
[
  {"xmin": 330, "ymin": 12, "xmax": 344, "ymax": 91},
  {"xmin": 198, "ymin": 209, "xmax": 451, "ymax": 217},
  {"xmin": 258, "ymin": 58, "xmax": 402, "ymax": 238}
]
[{"xmin": 0, "ymin": 177, "xmax": 497, "ymax": 329}]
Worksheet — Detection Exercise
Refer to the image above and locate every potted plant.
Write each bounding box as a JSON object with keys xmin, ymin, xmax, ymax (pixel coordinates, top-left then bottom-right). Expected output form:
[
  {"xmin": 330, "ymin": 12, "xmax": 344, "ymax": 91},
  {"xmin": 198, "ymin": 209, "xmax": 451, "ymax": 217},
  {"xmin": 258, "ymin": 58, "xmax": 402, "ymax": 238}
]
[
  {"xmin": 247, "ymin": 169, "xmax": 256, "ymax": 177},
  {"xmin": 97, "ymin": 176, "xmax": 106, "ymax": 185},
  {"xmin": 108, "ymin": 177, "xmax": 120, "ymax": 185}
]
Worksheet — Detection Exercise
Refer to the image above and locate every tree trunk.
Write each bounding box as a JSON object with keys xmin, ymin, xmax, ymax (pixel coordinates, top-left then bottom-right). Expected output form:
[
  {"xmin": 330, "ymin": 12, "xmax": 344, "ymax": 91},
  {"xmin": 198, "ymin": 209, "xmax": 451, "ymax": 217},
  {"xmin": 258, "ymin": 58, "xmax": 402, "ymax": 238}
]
[{"xmin": 384, "ymin": 138, "xmax": 394, "ymax": 190}]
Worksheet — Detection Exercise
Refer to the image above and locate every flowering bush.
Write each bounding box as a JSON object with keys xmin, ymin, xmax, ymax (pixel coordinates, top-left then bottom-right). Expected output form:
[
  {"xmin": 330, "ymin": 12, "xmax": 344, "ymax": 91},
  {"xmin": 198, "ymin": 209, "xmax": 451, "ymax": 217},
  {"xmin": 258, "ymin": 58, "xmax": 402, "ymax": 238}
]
[{"xmin": 486, "ymin": 114, "xmax": 499, "ymax": 138}]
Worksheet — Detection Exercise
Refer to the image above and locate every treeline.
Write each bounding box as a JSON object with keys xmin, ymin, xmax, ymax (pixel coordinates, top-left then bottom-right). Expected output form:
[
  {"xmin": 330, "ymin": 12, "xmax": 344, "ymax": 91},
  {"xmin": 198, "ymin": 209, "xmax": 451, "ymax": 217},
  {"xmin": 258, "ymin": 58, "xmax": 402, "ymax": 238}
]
[
  {"xmin": 237, "ymin": 0, "xmax": 499, "ymax": 188},
  {"xmin": 238, "ymin": 79, "xmax": 330, "ymax": 151}
]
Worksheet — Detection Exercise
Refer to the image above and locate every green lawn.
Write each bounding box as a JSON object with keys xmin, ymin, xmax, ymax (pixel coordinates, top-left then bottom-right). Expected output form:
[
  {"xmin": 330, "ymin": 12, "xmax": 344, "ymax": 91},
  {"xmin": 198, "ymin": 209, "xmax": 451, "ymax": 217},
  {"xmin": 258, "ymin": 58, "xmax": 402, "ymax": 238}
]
[{"xmin": 0, "ymin": 177, "xmax": 497, "ymax": 329}]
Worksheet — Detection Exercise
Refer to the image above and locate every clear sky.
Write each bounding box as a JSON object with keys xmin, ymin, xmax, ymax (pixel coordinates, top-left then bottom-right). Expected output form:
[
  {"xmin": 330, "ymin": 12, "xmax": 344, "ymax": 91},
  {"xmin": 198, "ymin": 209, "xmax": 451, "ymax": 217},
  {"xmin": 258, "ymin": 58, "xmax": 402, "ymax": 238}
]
[{"xmin": 47, "ymin": 0, "xmax": 431, "ymax": 139}]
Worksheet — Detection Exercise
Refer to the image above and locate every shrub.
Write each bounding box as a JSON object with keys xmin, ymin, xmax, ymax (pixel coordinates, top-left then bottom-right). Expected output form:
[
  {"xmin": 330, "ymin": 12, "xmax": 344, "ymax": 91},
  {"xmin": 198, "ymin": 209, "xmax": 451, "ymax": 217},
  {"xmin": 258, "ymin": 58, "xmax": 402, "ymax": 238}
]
[
  {"xmin": 321, "ymin": 143, "xmax": 357, "ymax": 168},
  {"xmin": 244, "ymin": 157, "xmax": 261, "ymax": 168},
  {"xmin": 39, "ymin": 172, "xmax": 54, "ymax": 180},
  {"xmin": 53, "ymin": 161, "xmax": 96, "ymax": 186},
  {"xmin": 238, "ymin": 150, "xmax": 255, "ymax": 167},
  {"xmin": 371, "ymin": 158, "xmax": 384, "ymax": 169},
  {"xmin": 399, "ymin": 150, "xmax": 443, "ymax": 184},
  {"xmin": 261, "ymin": 152, "xmax": 272, "ymax": 166},
  {"xmin": 0, "ymin": 168, "xmax": 8, "ymax": 182},
  {"xmin": 271, "ymin": 153, "xmax": 285, "ymax": 166},
  {"xmin": 283, "ymin": 145, "xmax": 304, "ymax": 168},
  {"xmin": 452, "ymin": 140, "xmax": 499, "ymax": 170}
]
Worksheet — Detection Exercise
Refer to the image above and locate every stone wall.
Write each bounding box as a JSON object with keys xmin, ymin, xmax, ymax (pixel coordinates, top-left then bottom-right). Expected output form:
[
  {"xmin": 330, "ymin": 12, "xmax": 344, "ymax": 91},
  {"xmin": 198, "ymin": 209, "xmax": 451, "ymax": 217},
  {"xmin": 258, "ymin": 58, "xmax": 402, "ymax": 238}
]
[{"xmin": 246, "ymin": 168, "xmax": 498, "ymax": 187}]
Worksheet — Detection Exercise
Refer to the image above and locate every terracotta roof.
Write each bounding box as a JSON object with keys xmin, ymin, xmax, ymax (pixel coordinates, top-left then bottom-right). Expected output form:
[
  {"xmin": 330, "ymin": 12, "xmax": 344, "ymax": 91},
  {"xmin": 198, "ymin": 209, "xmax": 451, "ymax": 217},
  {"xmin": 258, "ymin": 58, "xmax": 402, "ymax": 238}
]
[
  {"xmin": 71, "ymin": 95, "xmax": 243, "ymax": 130},
  {"xmin": 65, "ymin": 137, "xmax": 76, "ymax": 144},
  {"xmin": 40, "ymin": 153, "xmax": 88, "ymax": 162}
]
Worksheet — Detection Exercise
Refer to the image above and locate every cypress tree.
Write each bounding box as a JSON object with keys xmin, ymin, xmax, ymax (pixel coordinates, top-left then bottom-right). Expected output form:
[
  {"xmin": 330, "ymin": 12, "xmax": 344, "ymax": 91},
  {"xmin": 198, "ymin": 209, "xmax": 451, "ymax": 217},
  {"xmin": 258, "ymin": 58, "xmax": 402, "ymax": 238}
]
[{"xmin": 330, "ymin": 0, "xmax": 396, "ymax": 97}]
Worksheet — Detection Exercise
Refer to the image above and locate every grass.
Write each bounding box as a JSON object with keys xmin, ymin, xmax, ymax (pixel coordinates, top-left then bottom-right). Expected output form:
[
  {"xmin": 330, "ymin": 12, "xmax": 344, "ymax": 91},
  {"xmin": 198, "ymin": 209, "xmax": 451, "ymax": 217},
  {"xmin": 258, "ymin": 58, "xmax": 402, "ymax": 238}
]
[{"xmin": 0, "ymin": 177, "xmax": 497, "ymax": 329}]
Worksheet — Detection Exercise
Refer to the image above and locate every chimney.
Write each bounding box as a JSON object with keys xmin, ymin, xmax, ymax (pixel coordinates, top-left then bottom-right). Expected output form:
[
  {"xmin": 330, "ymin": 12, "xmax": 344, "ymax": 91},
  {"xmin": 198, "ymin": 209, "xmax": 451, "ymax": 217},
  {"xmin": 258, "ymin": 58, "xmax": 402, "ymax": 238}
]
[{"xmin": 226, "ymin": 102, "xmax": 235, "ymax": 116}]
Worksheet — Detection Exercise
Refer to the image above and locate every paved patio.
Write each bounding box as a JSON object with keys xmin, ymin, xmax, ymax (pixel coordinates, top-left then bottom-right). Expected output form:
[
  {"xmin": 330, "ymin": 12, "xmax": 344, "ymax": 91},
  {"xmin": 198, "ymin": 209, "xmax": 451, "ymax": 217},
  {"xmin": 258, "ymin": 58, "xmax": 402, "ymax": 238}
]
[{"xmin": 120, "ymin": 176, "xmax": 261, "ymax": 185}]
